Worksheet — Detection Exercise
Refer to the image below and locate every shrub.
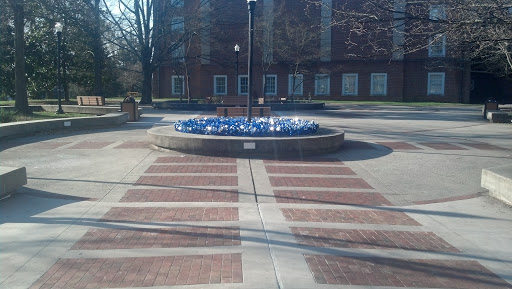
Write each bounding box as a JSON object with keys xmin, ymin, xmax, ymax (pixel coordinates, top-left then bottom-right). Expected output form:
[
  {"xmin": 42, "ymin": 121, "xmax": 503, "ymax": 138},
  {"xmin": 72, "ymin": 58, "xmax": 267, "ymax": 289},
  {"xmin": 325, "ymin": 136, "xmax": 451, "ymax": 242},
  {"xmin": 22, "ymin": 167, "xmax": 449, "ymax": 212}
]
[{"xmin": 0, "ymin": 109, "xmax": 15, "ymax": 123}]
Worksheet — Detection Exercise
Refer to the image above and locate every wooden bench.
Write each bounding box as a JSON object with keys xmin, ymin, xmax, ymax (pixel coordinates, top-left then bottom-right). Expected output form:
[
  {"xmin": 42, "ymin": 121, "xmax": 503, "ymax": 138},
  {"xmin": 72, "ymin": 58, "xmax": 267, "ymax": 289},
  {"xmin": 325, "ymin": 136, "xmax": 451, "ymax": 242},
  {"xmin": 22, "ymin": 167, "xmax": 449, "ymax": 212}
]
[
  {"xmin": 77, "ymin": 96, "xmax": 105, "ymax": 106},
  {"xmin": 217, "ymin": 96, "xmax": 271, "ymax": 117},
  {"xmin": 222, "ymin": 95, "xmax": 248, "ymax": 106},
  {"xmin": 216, "ymin": 107, "xmax": 271, "ymax": 117}
]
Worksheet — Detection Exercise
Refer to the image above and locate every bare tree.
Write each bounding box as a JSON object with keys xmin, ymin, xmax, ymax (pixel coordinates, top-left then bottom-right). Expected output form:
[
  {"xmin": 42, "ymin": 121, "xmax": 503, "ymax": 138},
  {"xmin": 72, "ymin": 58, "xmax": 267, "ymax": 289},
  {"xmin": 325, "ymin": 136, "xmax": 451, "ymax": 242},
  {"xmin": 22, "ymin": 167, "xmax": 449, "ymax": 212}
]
[
  {"xmin": 306, "ymin": 0, "xmax": 512, "ymax": 76},
  {"xmin": 6, "ymin": 0, "xmax": 29, "ymax": 112},
  {"xmin": 103, "ymin": 0, "xmax": 205, "ymax": 104},
  {"xmin": 273, "ymin": 2, "xmax": 323, "ymax": 102}
]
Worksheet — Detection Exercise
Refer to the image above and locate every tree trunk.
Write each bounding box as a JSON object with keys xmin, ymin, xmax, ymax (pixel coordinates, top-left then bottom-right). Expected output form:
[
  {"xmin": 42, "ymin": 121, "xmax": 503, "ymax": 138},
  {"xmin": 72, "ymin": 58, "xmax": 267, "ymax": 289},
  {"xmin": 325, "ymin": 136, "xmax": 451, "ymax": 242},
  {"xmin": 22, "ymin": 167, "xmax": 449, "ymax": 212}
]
[
  {"xmin": 92, "ymin": 0, "xmax": 103, "ymax": 96},
  {"xmin": 140, "ymin": 62, "xmax": 152, "ymax": 104},
  {"xmin": 13, "ymin": 0, "xmax": 28, "ymax": 113}
]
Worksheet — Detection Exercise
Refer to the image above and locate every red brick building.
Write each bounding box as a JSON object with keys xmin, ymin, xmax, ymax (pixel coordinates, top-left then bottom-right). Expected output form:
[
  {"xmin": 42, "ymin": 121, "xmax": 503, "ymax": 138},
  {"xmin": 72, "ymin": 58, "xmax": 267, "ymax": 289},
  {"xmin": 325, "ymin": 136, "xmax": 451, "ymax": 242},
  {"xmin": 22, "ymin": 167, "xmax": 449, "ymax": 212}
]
[{"xmin": 152, "ymin": 0, "xmax": 472, "ymax": 103}]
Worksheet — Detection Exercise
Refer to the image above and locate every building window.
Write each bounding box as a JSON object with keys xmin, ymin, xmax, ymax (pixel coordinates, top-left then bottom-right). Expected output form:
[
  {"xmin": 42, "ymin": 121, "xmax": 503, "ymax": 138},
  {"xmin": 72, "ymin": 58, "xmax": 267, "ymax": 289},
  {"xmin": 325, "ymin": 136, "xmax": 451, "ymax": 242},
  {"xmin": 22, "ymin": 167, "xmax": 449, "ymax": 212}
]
[
  {"xmin": 172, "ymin": 45, "xmax": 185, "ymax": 62},
  {"xmin": 428, "ymin": 72, "xmax": 445, "ymax": 95},
  {"xmin": 214, "ymin": 75, "xmax": 227, "ymax": 95},
  {"xmin": 171, "ymin": 17, "xmax": 185, "ymax": 62},
  {"xmin": 315, "ymin": 74, "xmax": 330, "ymax": 96},
  {"xmin": 172, "ymin": 76, "xmax": 184, "ymax": 95},
  {"xmin": 370, "ymin": 73, "xmax": 387, "ymax": 96},
  {"xmin": 238, "ymin": 75, "xmax": 248, "ymax": 95},
  {"xmin": 264, "ymin": 75, "xmax": 277, "ymax": 96},
  {"xmin": 172, "ymin": 0, "xmax": 184, "ymax": 7},
  {"xmin": 342, "ymin": 74, "xmax": 358, "ymax": 96},
  {"xmin": 171, "ymin": 17, "xmax": 184, "ymax": 32},
  {"xmin": 429, "ymin": 5, "xmax": 446, "ymax": 20},
  {"xmin": 429, "ymin": 35, "xmax": 446, "ymax": 57},
  {"xmin": 288, "ymin": 74, "xmax": 303, "ymax": 96}
]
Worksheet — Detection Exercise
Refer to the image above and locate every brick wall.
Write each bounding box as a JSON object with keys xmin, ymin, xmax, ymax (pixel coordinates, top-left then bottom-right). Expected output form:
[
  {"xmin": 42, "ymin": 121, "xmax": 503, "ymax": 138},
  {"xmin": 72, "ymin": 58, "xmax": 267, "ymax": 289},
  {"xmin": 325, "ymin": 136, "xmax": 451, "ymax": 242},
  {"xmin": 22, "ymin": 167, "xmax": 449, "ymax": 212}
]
[{"xmin": 152, "ymin": 0, "xmax": 470, "ymax": 103}]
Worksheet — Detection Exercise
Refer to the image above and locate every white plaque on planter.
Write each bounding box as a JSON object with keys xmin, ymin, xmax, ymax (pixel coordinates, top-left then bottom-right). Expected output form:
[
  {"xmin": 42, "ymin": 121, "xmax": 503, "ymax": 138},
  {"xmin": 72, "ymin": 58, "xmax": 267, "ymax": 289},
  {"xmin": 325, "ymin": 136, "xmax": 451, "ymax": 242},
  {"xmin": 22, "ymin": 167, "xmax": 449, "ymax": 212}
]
[{"xmin": 244, "ymin": 142, "xmax": 256, "ymax": 149}]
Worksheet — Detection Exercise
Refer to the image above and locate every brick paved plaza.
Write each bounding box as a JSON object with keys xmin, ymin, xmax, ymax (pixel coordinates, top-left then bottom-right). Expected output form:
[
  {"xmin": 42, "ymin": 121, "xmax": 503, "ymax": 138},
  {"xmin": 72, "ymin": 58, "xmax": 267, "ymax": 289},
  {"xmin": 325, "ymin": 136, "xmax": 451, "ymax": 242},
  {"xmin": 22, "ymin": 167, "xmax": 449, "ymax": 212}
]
[{"xmin": 1, "ymin": 106, "xmax": 512, "ymax": 289}]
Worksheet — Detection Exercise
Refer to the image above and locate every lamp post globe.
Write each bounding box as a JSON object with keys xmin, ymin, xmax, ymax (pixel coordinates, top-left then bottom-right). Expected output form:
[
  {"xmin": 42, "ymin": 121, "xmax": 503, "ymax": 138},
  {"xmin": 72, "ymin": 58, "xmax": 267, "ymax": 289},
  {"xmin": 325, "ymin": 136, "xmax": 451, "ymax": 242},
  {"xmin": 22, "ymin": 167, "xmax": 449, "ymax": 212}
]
[
  {"xmin": 235, "ymin": 44, "xmax": 240, "ymax": 96},
  {"xmin": 54, "ymin": 22, "xmax": 64, "ymax": 114}
]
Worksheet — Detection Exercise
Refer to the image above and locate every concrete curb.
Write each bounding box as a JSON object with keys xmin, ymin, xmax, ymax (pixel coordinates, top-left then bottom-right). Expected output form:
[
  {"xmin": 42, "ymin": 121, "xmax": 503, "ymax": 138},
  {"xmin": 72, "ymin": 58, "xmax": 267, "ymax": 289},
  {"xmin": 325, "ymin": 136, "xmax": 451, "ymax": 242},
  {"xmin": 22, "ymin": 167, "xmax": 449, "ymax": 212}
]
[
  {"xmin": 0, "ymin": 112, "xmax": 129, "ymax": 140},
  {"xmin": 0, "ymin": 166, "xmax": 27, "ymax": 198},
  {"xmin": 40, "ymin": 104, "xmax": 120, "ymax": 115},
  {"xmin": 482, "ymin": 164, "xmax": 512, "ymax": 206},
  {"xmin": 486, "ymin": 110, "xmax": 512, "ymax": 123},
  {"xmin": 147, "ymin": 126, "xmax": 345, "ymax": 157}
]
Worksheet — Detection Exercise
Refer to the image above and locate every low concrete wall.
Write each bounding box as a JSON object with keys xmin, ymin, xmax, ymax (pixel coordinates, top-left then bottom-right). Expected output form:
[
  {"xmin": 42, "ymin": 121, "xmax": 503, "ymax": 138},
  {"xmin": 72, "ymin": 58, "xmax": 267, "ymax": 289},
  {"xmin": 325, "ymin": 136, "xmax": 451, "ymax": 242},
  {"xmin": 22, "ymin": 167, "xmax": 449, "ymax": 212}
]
[
  {"xmin": 148, "ymin": 126, "xmax": 344, "ymax": 157},
  {"xmin": 485, "ymin": 110, "xmax": 512, "ymax": 123},
  {"xmin": 153, "ymin": 101, "xmax": 325, "ymax": 111},
  {"xmin": 0, "ymin": 166, "xmax": 27, "ymax": 198},
  {"xmin": 482, "ymin": 164, "xmax": 512, "ymax": 206},
  {"xmin": 41, "ymin": 105, "xmax": 120, "ymax": 115},
  {"xmin": 0, "ymin": 113, "xmax": 129, "ymax": 140}
]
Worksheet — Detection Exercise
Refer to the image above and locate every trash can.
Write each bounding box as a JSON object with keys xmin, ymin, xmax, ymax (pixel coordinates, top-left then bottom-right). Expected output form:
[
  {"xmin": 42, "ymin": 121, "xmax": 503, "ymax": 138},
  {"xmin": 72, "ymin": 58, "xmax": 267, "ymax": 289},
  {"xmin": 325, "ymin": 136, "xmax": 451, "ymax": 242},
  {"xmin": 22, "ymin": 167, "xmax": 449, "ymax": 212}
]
[
  {"xmin": 483, "ymin": 98, "xmax": 499, "ymax": 119},
  {"xmin": 121, "ymin": 102, "xmax": 139, "ymax": 121}
]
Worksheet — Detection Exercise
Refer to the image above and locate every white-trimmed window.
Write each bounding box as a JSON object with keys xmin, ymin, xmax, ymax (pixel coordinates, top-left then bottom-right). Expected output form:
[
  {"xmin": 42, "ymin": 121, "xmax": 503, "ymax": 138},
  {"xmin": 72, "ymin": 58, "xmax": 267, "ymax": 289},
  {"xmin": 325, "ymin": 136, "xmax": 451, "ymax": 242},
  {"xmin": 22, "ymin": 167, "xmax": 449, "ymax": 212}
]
[
  {"xmin": 315, "ymin": 74, "xmax": 330, "ymax": 96},
  {"xmin": 264, "ymin": 75, "xmax": 277, "ymax": 96},
  {"xmin": 288, "ymin": 74, "xmax": 303, "ymax": 96},
  {"xmin": 214, "ymin": 75, "xmax": 227, "ymax": 95},
  {"xmin": 172, "ymin": 46, "xmax": 185, "ymax": 62},
  {"xmin": 171, "ymin": 17, "xmax": 185, "ymax": 62},
  {"xmin": 172, "ymin": 75, "xmax": 184, "ymax": 95},
  {"xmin": 427, "ymin": 72, "xmax": 445, "ymax": 95},
  {"xmin": 370, "ymin": 73, "xmax": 387, "ymax": 96},
  {"xmin": 429, "ymin": 5, "xmax": 446, "ymax": 20},
  {"xmin": 429, "ymin": 34, "xmax": 446, "ymax": 57},
  {"xmin": 171, "ymin": 17, "xmax": 184, "ymax": 32},
  {"xmin": 238, "ymin": 75, "xmax": 248, "ymax": 95},
  {"xmin": 172, "ymin": 0, "xmax": 184, "ymax": 7},
  {"xmin": 342, "ymin": 74, "xmax": 358, "ymax": 96}
]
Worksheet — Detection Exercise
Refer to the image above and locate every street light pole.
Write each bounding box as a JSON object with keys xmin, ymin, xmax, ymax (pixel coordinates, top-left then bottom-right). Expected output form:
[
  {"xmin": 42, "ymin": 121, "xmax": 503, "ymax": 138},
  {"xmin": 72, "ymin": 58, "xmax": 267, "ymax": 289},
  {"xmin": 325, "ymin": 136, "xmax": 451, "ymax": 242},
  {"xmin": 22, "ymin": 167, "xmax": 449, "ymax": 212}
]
[
  {"xmin": 54, "ymin": 22, "xmax": 64, "ymax": 114},
  {"xmin": 235, "ymin": 44, "xmax": 240, "ymax": 96},
  {"xmin": 247, "ymin": 0, "xmax": 256, "ymax": 123}
]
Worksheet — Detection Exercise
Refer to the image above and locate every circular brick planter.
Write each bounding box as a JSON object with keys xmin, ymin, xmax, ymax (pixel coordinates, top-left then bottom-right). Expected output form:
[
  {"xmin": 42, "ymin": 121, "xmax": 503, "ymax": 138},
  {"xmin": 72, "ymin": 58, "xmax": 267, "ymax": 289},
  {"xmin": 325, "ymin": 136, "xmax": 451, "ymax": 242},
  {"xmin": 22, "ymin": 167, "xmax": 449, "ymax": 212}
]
[{"xmin": 147, "ymin": 126, "xmax": 344, "ymax": 156}]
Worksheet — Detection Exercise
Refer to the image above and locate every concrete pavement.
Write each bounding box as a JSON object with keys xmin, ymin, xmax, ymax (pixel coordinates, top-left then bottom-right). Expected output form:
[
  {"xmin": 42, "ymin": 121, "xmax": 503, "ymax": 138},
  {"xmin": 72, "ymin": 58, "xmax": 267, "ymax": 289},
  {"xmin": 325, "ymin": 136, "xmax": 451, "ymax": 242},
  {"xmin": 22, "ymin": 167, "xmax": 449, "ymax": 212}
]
[{"xmin": 1, "ymin": 105, "xmax": 511, "ymax": 289}]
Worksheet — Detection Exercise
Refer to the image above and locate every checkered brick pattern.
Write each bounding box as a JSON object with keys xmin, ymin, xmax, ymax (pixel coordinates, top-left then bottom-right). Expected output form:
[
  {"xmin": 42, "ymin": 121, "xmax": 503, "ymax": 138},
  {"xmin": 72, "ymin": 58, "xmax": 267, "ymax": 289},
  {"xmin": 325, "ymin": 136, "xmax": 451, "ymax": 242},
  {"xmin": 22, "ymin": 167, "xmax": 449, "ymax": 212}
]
[
  {"xmin": 377, "ymin": 142, "xmax": 423, "ymax": 150},
  {"xmin": 71, "ymin": 226, "xmax": 241, "ymax": 250},
  {"xmin": 155, "ymin": 156, "xmax": 237, "ymax": 163},
  {"xmin": 29, "ymin": 142, "xmax": 72, "ymax": 149},
  {"xmin": 269, "ymin": 177, "xmax": 373, "ymax": 189},
  {"xmin": 414, "ymin": 193, "xmax": 480, "ymax": 205},
  {"xmin": 292, "ymin": 228, "xmax": 460, "ymax": 252},
  {"xmin": 29, "ymin": 254, "xmax": 243, "ymax": 289},
  {"xmin": 460, "ymin": 143, "xmax": 509, "ymax": 151},
  {"xmin": 274, "ymin": 190, "xmax": 392, "ymax": 206},
  {"xmin": 419, "ymin": 143, "xmax": 468, "ymax": 150},
  {"xmin": 263, "ymin": 158, "xmax": 343, "ymax": 164},
  {"xmin": 136, "ymin": 176, "xmax": 237, "ymax": 186},
  {"xmin": 100, "ymin": 207, "xmax": 239, "ymax": 222},
  {"xmin": 281, "ymin": 209, "xmax": 420, "ymax": 226},
  {"xmin": 120, "ymin": 189, "xmax": 239, "ymax": 202},
  {"xmin": 67, "ymin": 142, "xmax": 114, "ymax": 149},
  {"xmin": 265, "ymin": 166, "xmax": 356, "ymax": 175},
  {"xmin": 305, "ymin": 255, "xmax": 512, "ymax": 288},
  {"xmin": 113, "ymin": 141, "xmax": 148, "ymax": 149},
  {"xmin": 145, "ymin": 164, "xmax": 237, "ymax": 174}
]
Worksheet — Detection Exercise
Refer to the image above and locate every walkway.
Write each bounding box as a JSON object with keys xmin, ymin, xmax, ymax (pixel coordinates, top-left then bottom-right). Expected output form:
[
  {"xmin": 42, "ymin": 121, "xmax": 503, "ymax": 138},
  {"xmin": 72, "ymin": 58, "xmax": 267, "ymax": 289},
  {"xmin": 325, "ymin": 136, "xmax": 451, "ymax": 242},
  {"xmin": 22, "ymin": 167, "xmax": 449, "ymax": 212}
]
[{"xmin": 1, "ymin": 105, "xmax": 511, "ymax": 289}]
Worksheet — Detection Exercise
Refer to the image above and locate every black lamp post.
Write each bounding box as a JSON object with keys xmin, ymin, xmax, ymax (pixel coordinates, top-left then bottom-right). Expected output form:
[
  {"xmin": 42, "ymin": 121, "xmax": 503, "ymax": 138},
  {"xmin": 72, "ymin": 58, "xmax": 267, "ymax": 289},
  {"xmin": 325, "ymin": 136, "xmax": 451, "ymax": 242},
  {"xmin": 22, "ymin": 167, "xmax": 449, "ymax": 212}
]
[
  {"xmin": 235, "ymin": 44, "xmax": 240, "ymax": 96},
  {"xmin": 247, "ymin": 0, "xmax": 256, "ymax": 122},
  {"xmin": 54, "ymin": 22, "xmax": 64, "ymax": 114}
]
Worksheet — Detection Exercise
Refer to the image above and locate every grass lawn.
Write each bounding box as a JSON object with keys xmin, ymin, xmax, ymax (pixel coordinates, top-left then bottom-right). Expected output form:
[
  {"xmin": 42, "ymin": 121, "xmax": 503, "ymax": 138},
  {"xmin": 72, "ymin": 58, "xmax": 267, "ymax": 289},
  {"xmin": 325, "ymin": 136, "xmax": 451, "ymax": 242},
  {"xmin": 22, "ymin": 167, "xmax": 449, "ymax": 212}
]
[
  {"xmin": 313, "ymin": 100, "xmax": 477, "ymax": 107},
  {"xmin": 1, "ymin": 110, "xmax": 91, "ymax": 124},
  {"xmin": 0, "ymin": 98, "xmax": 182, "ymax": 107},
  {"xmin": 0, "ymin": 98, "xmax": 478, "ymax": 108}
]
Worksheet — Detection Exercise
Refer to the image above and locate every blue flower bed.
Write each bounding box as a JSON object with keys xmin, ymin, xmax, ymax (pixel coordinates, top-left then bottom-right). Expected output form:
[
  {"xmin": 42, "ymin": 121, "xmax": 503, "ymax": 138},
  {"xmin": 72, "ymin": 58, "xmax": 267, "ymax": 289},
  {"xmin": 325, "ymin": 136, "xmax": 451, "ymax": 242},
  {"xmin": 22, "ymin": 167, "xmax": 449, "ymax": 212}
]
[{"xmin": 174, "ymin": 117, "xmax": 319, "ymax": 137}]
